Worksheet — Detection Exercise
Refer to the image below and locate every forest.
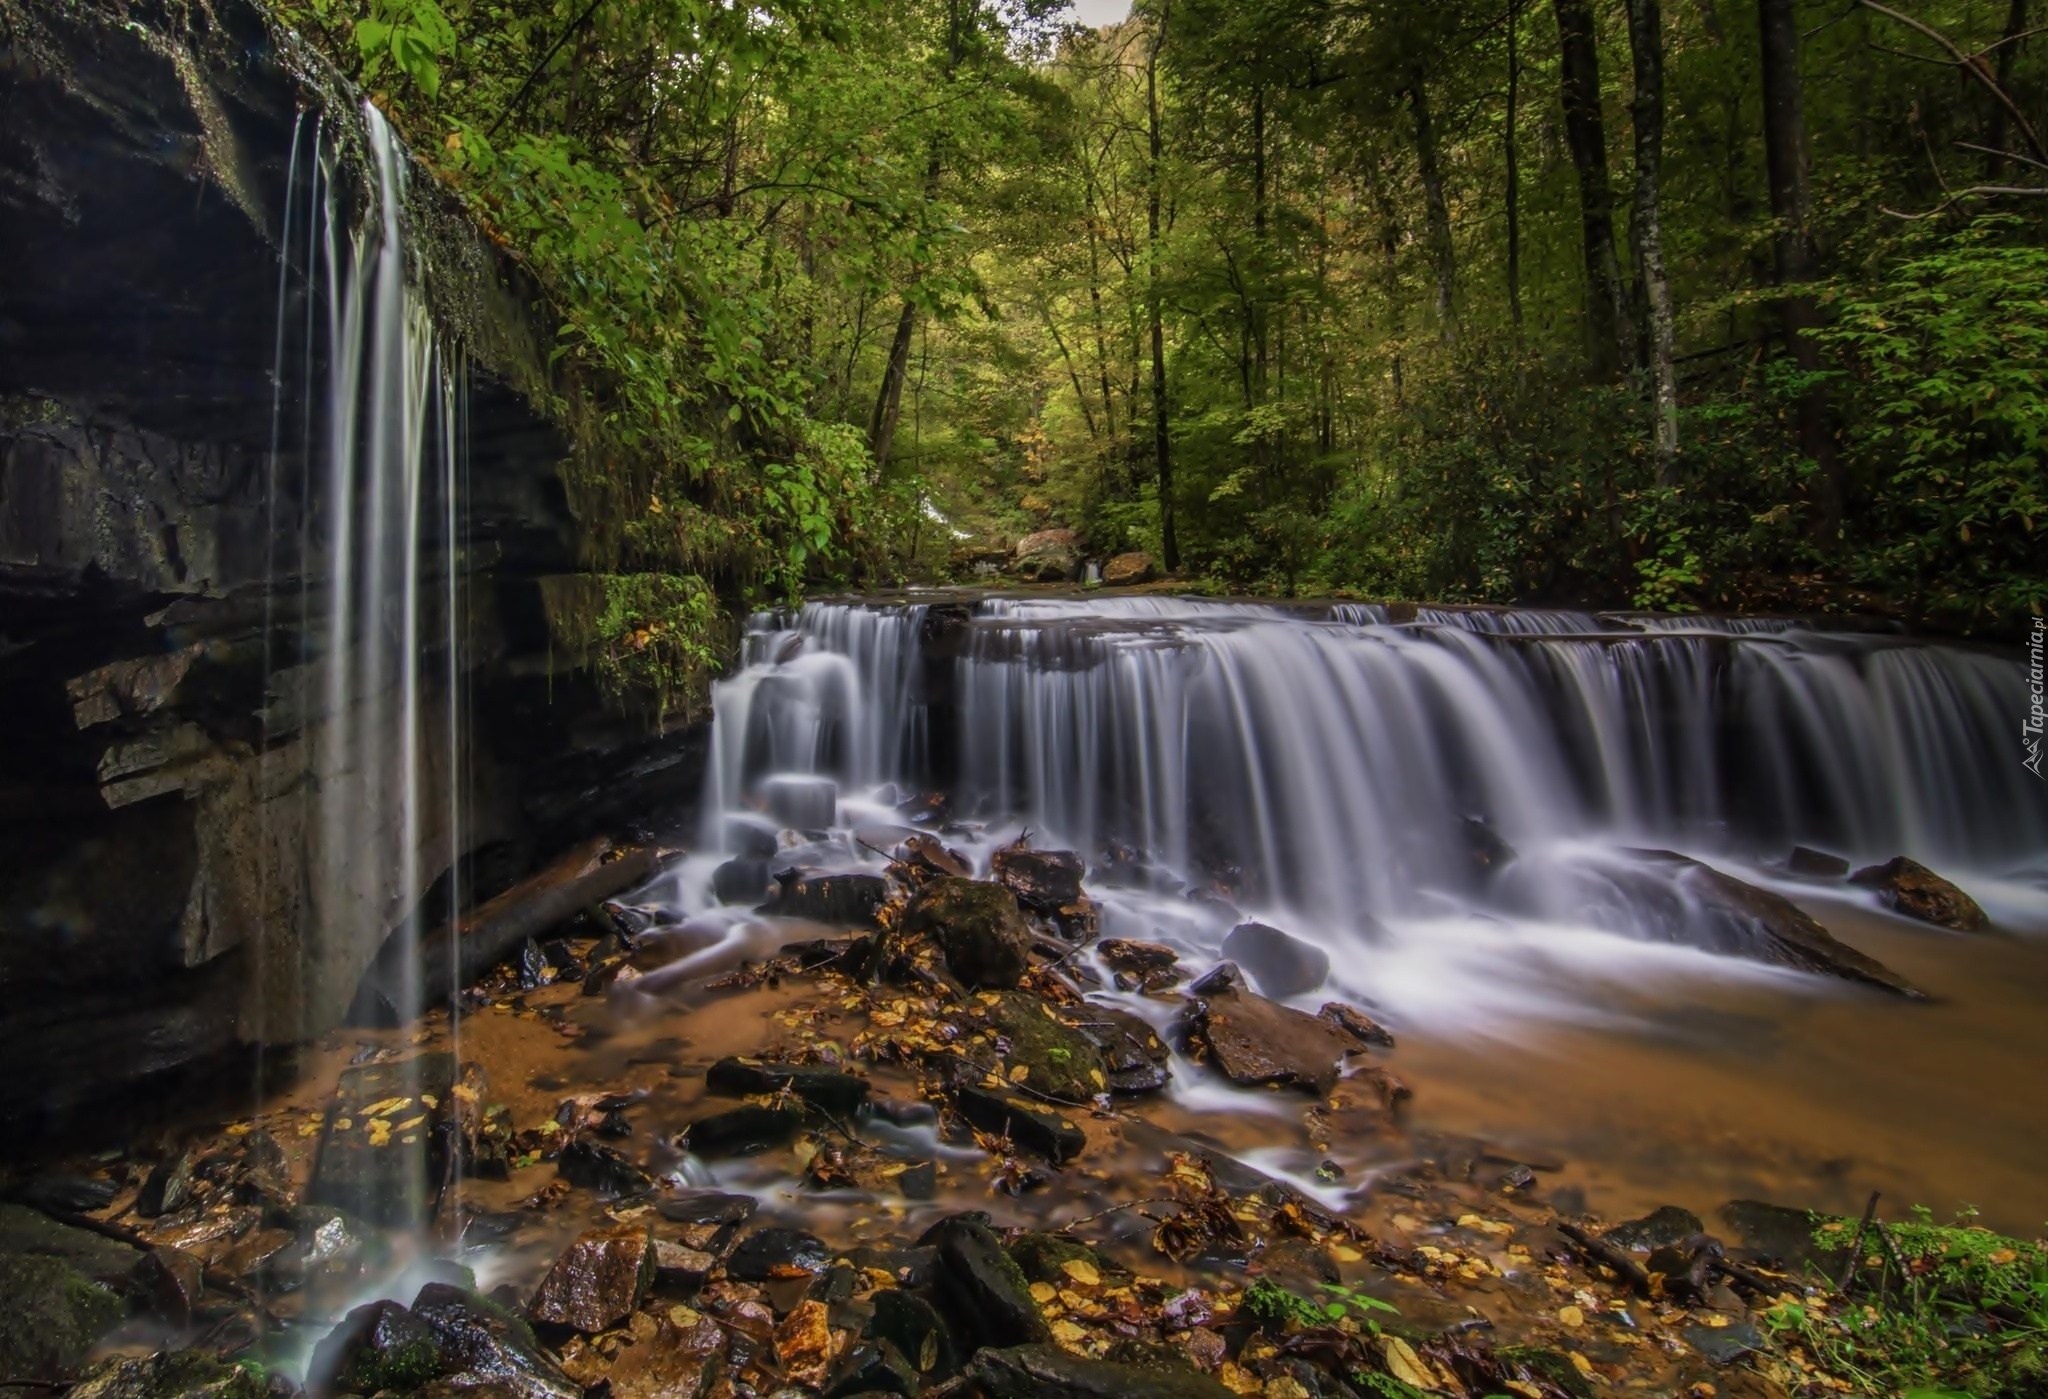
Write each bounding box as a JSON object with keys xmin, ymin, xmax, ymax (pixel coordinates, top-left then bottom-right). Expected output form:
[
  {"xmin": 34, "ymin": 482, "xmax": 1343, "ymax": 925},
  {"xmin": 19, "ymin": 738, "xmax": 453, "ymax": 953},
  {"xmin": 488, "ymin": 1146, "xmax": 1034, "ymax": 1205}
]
[{"xmin": 272, "ymin": 0, "xmax": 2048, "ymax": 654}]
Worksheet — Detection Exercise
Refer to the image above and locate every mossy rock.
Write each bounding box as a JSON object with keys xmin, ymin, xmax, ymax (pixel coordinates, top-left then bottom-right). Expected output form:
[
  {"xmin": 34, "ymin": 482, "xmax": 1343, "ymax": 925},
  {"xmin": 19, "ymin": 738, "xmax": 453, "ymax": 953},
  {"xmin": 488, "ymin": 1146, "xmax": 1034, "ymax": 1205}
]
[
  {"xmin": 1495, "ymin": 1346, "xmax": 1594, "ymax": 1399},
  {"xmin": 985, "ymin": 993, "xmax": 1108, "ymax": 1102},
  {"xmin": 307, "ymin": 1300, "xmax": 445, "ymax": 1397},
  {"xmin": 1006, "ymin": 1231, "xmax": 1112, "ymax": 1287},
  {"xmin": 0, "ymin": 1251, "xmax": 127, "ymax": 1382},
  {"xmin": 69, "ymin": 1352, "xmax": 268, "ymax": 1399}
]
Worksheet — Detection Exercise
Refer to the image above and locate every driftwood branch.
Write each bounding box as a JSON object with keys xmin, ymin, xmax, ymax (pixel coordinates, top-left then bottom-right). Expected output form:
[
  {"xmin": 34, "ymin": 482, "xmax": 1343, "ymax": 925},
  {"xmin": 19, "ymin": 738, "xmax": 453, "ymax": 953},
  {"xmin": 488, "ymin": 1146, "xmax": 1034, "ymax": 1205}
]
[{"xmin": 1557, "ymin": 1220, "xmax": 1652, "ymax": 1294}]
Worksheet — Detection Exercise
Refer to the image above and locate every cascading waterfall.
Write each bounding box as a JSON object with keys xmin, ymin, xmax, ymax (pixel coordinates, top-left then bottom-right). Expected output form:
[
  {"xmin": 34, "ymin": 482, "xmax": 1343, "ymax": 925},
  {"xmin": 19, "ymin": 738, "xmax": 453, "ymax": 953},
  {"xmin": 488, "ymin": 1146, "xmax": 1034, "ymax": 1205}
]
[{"xmin": 690, "ymin": 596, "xmax": 2045, "ymax": 1023}]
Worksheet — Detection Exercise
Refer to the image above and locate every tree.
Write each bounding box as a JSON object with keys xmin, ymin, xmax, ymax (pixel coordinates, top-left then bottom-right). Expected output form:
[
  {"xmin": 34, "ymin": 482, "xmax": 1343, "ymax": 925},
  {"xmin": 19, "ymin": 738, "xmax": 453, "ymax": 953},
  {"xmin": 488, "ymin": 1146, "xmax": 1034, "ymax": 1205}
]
[
  {"xmin": 1627, "ymin": 0, "xmax": 1679, "ymax": 476},
  {"xmin": 1554, "ymin": 0, "xmax": 1633, "ymax": 378}
]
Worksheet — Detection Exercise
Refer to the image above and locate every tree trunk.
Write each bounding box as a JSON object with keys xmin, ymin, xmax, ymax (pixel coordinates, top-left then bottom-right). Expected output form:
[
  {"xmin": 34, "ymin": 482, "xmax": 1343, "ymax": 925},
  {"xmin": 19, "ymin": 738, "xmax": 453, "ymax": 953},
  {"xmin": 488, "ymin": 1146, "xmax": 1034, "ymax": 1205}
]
[
  {"xmin": 1627, "ymin": 0, "xmax": 1680, "ymax": 479},
  {"xmin": 1758, "ymin": 0, "xmax": 1841, "ymax": 542},
  {"xmin": 1554, "ymin": 0, "xmax": 1632, "ymax": 377},
  {"xmin": 1506, "ymin": 0, "xmax": 1524, "ymax": 336},
  {"xmin": 1986, "ymin": 0, "xmax": 2030, "ymax": 177},
  {"xmin": 1408, "ymin": 72, "xmax": 1457, "ymax": 344},
  {"xmin": 1147, "ymin": 3, "xmax": 1178, "ymax": 571},
  {"xmin": 866, "ymin": 297, "xmax": 919, "ymax": 472}
]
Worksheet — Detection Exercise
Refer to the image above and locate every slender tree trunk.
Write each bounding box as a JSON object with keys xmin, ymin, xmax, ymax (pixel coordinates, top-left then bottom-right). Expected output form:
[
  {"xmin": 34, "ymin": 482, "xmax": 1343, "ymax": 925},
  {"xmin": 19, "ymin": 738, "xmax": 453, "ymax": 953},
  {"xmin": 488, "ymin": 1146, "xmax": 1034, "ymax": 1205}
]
[
  {"xmin": 1627, "ymin": 0, "xmax": 1680, "ymax": 479},
  {"xmin": 1408, "ymin": 72, "xmax": 1457, "ymax": 344},
  {"xmin": 1506, "ymin": 0, "xmax": 1525, "ymax": 336},
  {"xmin": 867, "ymin": 297, "xmax": 919, "ymax": 471},
  {"xmin": 1041, "ymin": 302, "xmax": 1099, "ymax": 440},
  {"xmin": 1987, "ymin": 0, "xmax": 2031, "ymax": 177},
  {"xmin": 1554, "ymin": 0, "xmax": 1632, "ymax": 377},
  {"xmin": 1369, "ymin": 162, "xmax": 1406, "ymax": 405},
  {"xmin": 1147, "ymin": 4, "xmax": 1178, "ymax": 571},
  {"xmin": 1758, "ymin": 0, "xmax": 1842, "ymax": 542}
]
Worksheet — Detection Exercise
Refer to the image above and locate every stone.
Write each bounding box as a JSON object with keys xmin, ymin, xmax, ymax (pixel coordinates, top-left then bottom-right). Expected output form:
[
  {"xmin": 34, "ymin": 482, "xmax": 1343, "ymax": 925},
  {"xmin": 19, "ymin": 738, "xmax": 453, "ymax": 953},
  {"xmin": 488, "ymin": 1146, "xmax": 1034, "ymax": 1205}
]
[
  {"xmin": 306, "ymin": 1053, "xmax": 456, "ymax": 1229},
  {"xmin": 1849, "ymin": 856, "xmax": 1988, "ymax": 931},
  {"xmin": 774, "ymin": 1299, "xmax": 836, "ymax": 1386},
  {"xmin": 527, "ymin": 1224, "xmax": 655, "ymax": 1333},
  {"xmin": 1219, "ymin": 922, "xmax": 1329, "ymax": 998},
  {"xmin": 990, "ymin": 846, "xmax": 1086, "ymax": 913},
  {"xmin": 1319, "ymin": 1001, "xmax": 1395, "ymax": 1049},
  {"xmin": 765, "ymin": 871, "xmax": 889, "ymax": 927},
  {"xmin": 1097, "ymin": 938, "xmax": 1181, "ymax": 992},
  {"xmin": 1461, "ymin": 817, "xmax": 1518, "ymax": 880},
  {"xmin": 682, "ymin": 1104, "xmax": 807, "ymax": 1158},
  {"xmin": 1013, "ymin": 528, "xmax": 1081, "ymax": 582},
  {"xmin": 1716, "ymin": 1201, "xmax": 1850, "ymax": 1274},
  {"xmin": 726, "ymin": 816, "xmax": 781, "ymax": 860},
  {"xmin": 131, "ymin": 1245, "xmax": 206, "ymax": 1327},
  {"xmin": 764, "ymin": 776, "xmax": 839, "ymax": 831},
  {"xmin": 1101, "ymin": 552, "xmax": 1157, "ymax": 587},
  {"xmin": 657, "ymin": 1192, "xmax": 759, "ymax": 1228},
  {"xmin": 1069, "ymin": 1002, "xmax": 1172, "ymax": 1094},
  {"xmin": 985, "ymin": 993, "xmax": 1110, "ymax": 1101},
  {"xmin": 0, "ymin": 1251, "xmax": 126, "ymax": 1383},
  {"xmin": 1181, "ymin": 963, "xmax": 1353, "ymax": 1096},
  {"xmin": 1007, "ymin": 1232, "xmax": 1110, "ymax": 1287},
  {"xmin": 0, "ymin": 1202, "xmax": 144, "ymax": 1288},
  {"xmin": 1624, "ymin": 850, "xmax": 1923, "ymax": 995},
  {"xmin": 69, "ymin": 1353, "xmax": 265, "ymax": 1399},
  {"xmin": 903, "ymin": 878, "xmax": 1034, "ymax": 989},
  {"xmin": 712, "ymin": 857, "xmax": 776, "ymax": 906},
  {"xmin": 968, "ymin": 1344, "xmax": 1236, "ymax": 1399},
  {"xmin": 1603, "ymin": 1205, "xmax": 1706, "ymax": 1253},
  {"xmin": 869, "ymin": 1288, "xmax": 957, "ymax": 1380},
  {"xmin": 950, "ymin": 1082, "xmax": 1087, "ymax": 1164},
  {"xmin": 11, "ymin": 1174, "xmax": 118, "ymax": 1215},
  {"xmin": 411, "ymin": 1282, "xmax": 582, "ymax": 1399},
  {"xmin": 652, "ymin": 1240, "xmax": 717, "ymax": 1290},
  {"xmin": 826, "ymin": 1338, "xmax": 920, "ymax": 1397},
  {"xmin": 926, "ymin": 1215, "xmax": 1049, "ymax": 1349},
  {"xmin": 604, "ymin": 1307, "xmax": 725, "ymax": 1399},
  {"xmin": 556, "ymin": 1140, "xmax": 654, "ymax": 1197},
  {"xmin": 308, "ymin": 1299, "xmax": 445, "ymax": 1397},
  {"xmin": 705, "ymin": 1057, "xmax": 871, "ymax": 1116},
  {"xmin": 136, "ymin": 1150, "xmax": 199, "ymax": 1218},
  {"xmin": 727, "ymin": 1227, "xmax": 833, "ymax": 1282},
  {"xmin": 1787, "ymin": 845, "xmax": 1850, "ymax": 879},
  {"xmin": 1684, "ymin": 1320, "xmax": 1767, "ymax": 1365}
]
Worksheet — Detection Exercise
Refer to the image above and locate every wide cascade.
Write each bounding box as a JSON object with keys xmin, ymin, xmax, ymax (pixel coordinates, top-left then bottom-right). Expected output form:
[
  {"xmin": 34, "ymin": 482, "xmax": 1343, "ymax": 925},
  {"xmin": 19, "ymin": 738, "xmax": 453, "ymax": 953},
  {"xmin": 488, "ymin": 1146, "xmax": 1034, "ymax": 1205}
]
[{"xmin": 692, "ymin": 596, "xmax": 2042, "ymax": 1019}]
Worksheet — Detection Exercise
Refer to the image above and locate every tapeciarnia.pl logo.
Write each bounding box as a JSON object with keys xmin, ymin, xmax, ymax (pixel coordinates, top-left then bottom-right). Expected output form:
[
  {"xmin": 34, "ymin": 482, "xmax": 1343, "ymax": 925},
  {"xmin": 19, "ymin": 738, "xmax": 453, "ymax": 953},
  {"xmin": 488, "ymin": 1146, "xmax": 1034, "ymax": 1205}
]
[{"xmin": 2028, "ymin": 616, "xmax": 2045, "ymax": 778}]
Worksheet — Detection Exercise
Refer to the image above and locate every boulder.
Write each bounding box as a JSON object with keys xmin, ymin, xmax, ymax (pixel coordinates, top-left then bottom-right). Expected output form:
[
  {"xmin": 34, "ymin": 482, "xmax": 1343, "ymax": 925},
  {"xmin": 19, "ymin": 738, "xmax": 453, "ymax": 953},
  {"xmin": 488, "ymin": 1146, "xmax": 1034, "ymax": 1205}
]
[
  {"xmin": 765, "ymin": 871, "xmax": 889, "ymax": 927},
  {"xmin": 764, "ymin": 776, "xmax": 839, "ymax": 830},
  {"xmin": 1181, "ymin": 964, "xmax": 1353, "ymax": 1096},
  {"xmin": 0, "ymin": 1202, "xmax": 144, "ymax": 1289},
  {"xmin": 725, "ymin": 816, "xmax": 781, "ymax": 860},
  {"xmin": 706, "ymin": 1057, "xmax": 871, "ymax": 1116},
  {"xmin": 1319, "ymin": 1001, "xmax": 1395, "ymax": 1049},
  {"xmin": 69, "ymin": 1354, "xmax": 265, "ymax": 1399},
  {"xmin": 1007, "ymin": 1232, "xmax": 1111, "ymax": 1288},
  {"xmin": 969, "ymin": 1344, "xmax": 1235, "ymax": 1399},
  {"xmin": 1014, "ymin": 528, "xmax": 1081, "ymax": 583},
  {"xmin": 902, "ymin": 878, "xmax": 1034, "ymax": 989},
  {"xmin": 0, "ymin": 1251, "xmax": 125, "ymax": 1384},
  {"xmin": 985, "ymin": 993, "xmax": 1109, "ymax": 1101},
  {"xmin": 527, "ymin": 1224, "xmax": 655, "ymax": 1333},
  {"xmin": 1219, "ymin": 922, "xmax": 1329, "ymax": 998},
  {"xmin": 712, "ymin": 858, "xmax": 775, "ymax": 906},
  {"xmin": 727, "ymin": 1227, "xmax": 833, "ymax": 1282},
  {"xmin": 927, "ymin": 1216, "xmax": 1049, "ymax": 1349},
  {"xmin": 682, "ymin": 1103, "xmax": 807, "ymax": 1158},
  {"xmin": 990, "ymin": 846, "xmax": 1086, "ymax": 913},
  {"xmin": 306, "ymin": 1053, "xmax": 457, "ymax": 1229},
  {"xmin": 950, "ymin": 1082, "xmax": 1087, "ymax": 1164},
  {"xmin": 1849, "ymin": 856, "xmax": 1988, "ymax": 931},
  {"xmin": 1101, "ymin": 552, "xmax": 1158, "ymax": 587},
  {"xmin": 1787, "ymin": 845, "xmax": 1850, "ymax": 879},
  {"xmin": 309, "ymin": 1299, "xmax": 444, "ymax": 1397},
  {"xmin": 411, "ymin": 1282, "xmax": 581, "ymax": 1399}
]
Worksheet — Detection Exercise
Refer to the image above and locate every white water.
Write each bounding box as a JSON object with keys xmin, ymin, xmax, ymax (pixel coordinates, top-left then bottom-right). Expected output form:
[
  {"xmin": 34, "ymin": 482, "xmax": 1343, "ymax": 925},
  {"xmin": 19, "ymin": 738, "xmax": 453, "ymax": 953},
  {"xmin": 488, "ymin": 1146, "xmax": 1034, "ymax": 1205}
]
[{"xmin": 660, "ymin": 596, "xmax": 2048, "ymax": 1041}]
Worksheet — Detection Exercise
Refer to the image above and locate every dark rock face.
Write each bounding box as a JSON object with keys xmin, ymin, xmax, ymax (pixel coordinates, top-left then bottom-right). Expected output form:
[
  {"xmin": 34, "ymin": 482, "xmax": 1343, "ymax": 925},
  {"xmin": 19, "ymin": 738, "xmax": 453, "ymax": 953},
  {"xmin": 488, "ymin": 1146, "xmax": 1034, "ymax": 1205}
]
[
  {"xmin": 1182, "ymin": 963, "xmax": 1352, "ymax": 1096},
  {"xmin": 903, "ymin": 878, "xmax": 1033, "ymax": 989},
  {"xmin": 968, "ymin": 1344, "xmax": 1235, "ymax": 1399},
  {"xmin": 765, "ymin": 871, "xmax": 889, "ymax": 927},
  {"xmin": 1219, "ymin": 921, "xmax": 1330, "ymax": 998},
  {"xmin": 990, "ymin": 846, "xmax": 1086, "ymax": 913},
  {"xmin": 527, "ymin": 1224, "xmax": 654, "ymax": 1332},
  {"xmin": 727, "ymin": 1227, "xmax": 832, "ymax": 1281},
  {"xmin": 0, "ymin": 1250, "xmax": 126, "ymax": 1384},
  {"xmin": 926, "ymin": 1216, "xmax": 1050, "ymax": 1349},
  {"xmin": 1850, "ymin": 856, "xmax": 1988, "ymax": 931}
]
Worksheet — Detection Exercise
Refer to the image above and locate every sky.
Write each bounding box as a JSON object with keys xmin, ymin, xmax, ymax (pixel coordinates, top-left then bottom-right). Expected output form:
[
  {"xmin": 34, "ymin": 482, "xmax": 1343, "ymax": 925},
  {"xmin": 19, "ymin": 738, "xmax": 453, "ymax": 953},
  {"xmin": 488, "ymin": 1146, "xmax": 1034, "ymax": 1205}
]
[{"xmin": 1071, "ymin": 0, "xmax": 1135, "ymax": 25}]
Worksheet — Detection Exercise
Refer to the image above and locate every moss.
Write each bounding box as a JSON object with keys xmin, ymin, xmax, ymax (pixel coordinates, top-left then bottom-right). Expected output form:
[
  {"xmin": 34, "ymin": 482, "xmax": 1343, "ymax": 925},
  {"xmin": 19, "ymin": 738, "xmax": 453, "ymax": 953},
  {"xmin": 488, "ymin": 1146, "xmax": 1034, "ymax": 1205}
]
[
  {"xmin": 1240, "ymin": 1279, "xmax": 1328, "ymax": 1331},
  {"xmin": 0, "ymin": 1252, "xmax": 126, "ymax": 1382},
  {"xmin": 1495, "ymin": 1346, "xmax": 1594, "ymax": 1399},
  {"xmin": 1007, "ymin": 1232, "xmax": 1110, "ymax": 1287},
  {"xmin": 986, "ymin": 995, "xmax": 1109, "ymax": 1103},
  {"xmin": 588, "ymin": 572, "xmax": 724, "ymax": 724},
  {"xmin": 334, "ymin": 1334, "xmax": 442, "ymax": 1395}
]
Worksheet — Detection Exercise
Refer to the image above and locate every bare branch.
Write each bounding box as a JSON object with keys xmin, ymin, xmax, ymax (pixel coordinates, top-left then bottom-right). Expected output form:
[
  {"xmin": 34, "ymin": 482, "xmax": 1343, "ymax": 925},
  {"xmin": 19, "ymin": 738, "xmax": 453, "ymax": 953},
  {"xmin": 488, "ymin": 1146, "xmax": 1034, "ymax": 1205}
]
[
  {"xmin": 1882, "ymin": 184, "xmax": 2048, "ymax": 219},
  {"xmin": 1954, "ymin": 139, "xmax": 2048, "ymax": 172},
  {"xmin": 1856, "ymin": 0, "xmax": 2048, "ymax": 162}
]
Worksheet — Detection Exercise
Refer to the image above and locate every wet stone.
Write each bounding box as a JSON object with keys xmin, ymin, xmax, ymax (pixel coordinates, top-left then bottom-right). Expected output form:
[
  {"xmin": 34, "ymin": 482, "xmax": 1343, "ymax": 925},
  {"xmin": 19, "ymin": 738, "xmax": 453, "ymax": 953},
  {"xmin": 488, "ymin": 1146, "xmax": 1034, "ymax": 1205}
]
[
  {"xmin": 658, "ymin": 1191, "xmax": 758, "ymax": 1228},
  {"xmin": 764, "ymin": 775, "xmax": 838, "ymax": 830},
  {"xmin": 1603, "ymin": 1205, "xmax": 1705, "ymax": 1252},
  {"xmin": 985, "ymin": 993, "xmax": 1109, "ymax": 1101},
  {"xmin": 766, "ymin": 871, "xmax": 889, "ymax": 927},
  {"xmin": 1462, "ymin": 816, "xmax": 1519, "ymax": 881},
  {"xmin": 968, "ymin": 1343, "xmax": 1235, "ymax": 1399},
  {"xmin": 705, "ymin": 1056, "xmax": 871, "ymax": 1115},
  {"xmin": 306, "ymin": 1052, "xmax": 456, "ymax": 1229},
  {"xmin": 1220, "ymin": 921, "xmax": 1330, "ymax": 997},
  {"xmin": 604, "ymin": 1307, "xmax": 725, "ymax": 1399},
  {"xmin": 926, "ymin": 1214, "xmax": 1049, "ymax": 1349},
  {"xmin": 527, "ymin": 1223, "xmax": 655, "ymax": 1333},
  {"xmin": 726, "ymin": 815, "xmax": 781, "ymax": 860},
  {"xmin": 682, "ymin": 1103, "xmax": 807, "ymax": 1158},
  {"xmin": 990, "ymin": 846, "xmax": 1086, "ymax": 913},
  {"xmin": 69, "ymin": 1353, "xmax": 265, "ymax": 1399},
  {"xmin": 1068, "ymin": 1003, "xmax": 1172, "ymax": 1094},
  {"xmin": 136, "ymin": 1149, "xmax": 199, "ymax": 1217},
  {"xmin": 1787, "ymin": 845, "xmax": 1851, "ymax": 879},
  {"xmin": 308, "ymin": 1299, "xmax": 444, "ymax": 1397},
  {"xmin": 131, "ymin": 1244, "xmax": 206, "ymax": 1327},
  {"xmin": 869, "ymin": 1287, "xmax": 957, "ymax": 1379},
  {"xmin": 1684, "ymin": 1319, "xmax": 1767, "ymax": 1365},
  {"xmin": 652, "ymin": 1239, "xmax": 717, "ymax": 1290},
  {"xmin": 0, "ymin": 1251, "xmax": 125, "ymax": 1384},
  {"xmin": 1097, "ymin": 938, "xmax": 1182, "ymax": 991},
  {"xmin": 712, "ymin": 857, "xmax": 776, "ymax": 906},
  {"xmin": 556, "ymin": 1139, "xmax": 653, "ymax": 1198},
  {"xmin": 1850, "ymin": 855, "xmax": 1988, "ymax": 931},
  {"xmin": 411, "ymin": 1282, "xmax": 581, "ymax": 1399},
  {"xmin": 1319, "ymin": 1000, "xmax": 1396, "ymax": 1049},
  {"xmin": 904, "ymin": 878, "xmax": 1034, "ymax": 989},
  {"xmin": 950, "ymin": 1082, "xmax": 1087, "ymax": 1164},
  {"xmin": 1182, "ymin": 963, "xmax": 1352, "ymax": 1096},
  {"xmin": 727, "ymin": 1227, "xmax": 833, "ymax": 1282}
]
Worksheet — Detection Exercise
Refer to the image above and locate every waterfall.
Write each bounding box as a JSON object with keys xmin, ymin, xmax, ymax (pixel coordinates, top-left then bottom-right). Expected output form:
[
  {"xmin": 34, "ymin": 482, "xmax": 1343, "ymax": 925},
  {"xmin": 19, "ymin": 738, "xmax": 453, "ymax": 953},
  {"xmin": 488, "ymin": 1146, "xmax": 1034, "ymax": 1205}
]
[
  {"xmin": 692, "ymin": 597, "xmax": 2045, "ymax": 1010},
  {"xmin": 262, "ymin": 102, "xmax": 467, "ymax": 1084}
]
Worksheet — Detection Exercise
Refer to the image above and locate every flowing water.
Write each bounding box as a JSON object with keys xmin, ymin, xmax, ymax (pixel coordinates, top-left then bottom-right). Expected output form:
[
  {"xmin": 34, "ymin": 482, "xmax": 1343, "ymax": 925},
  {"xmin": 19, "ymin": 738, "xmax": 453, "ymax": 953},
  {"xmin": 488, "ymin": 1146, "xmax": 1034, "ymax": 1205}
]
[{"xmin": 636, "ymin": 594, "xmax": 2048, "ymax": 1232}]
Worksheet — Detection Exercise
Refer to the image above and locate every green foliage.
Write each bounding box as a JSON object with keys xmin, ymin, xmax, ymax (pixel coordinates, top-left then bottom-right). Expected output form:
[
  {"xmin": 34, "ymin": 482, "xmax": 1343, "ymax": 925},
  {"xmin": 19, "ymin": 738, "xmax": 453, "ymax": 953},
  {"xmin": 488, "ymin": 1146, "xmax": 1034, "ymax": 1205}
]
[
  {"xmin": 1240, "ymin": 1278, "xmax": 1398, "ymax": 1333},
  {"xmin": 592, "ymin": 573, "xmax": 721, "ymax": 724}
]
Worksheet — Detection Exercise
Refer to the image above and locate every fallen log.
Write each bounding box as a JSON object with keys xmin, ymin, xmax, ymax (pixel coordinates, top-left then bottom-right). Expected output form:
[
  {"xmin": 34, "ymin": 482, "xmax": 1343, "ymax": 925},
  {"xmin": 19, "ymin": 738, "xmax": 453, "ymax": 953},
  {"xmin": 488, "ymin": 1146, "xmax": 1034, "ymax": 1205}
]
[{"xmin": 350, "ymin": 837, "xmax": 659, "ymax": 1022}]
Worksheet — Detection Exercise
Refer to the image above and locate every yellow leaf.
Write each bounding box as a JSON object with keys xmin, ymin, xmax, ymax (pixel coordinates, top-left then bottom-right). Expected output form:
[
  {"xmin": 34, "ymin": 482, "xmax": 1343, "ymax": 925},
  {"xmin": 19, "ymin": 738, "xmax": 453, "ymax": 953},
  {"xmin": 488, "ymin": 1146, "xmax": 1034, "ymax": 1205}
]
[
  {"xmin": 1557, "ymin": 1305, "xmax": 1585, "ymax": 1328},
  {"xmin": 1383, "ymin": 1336, "xmax": 1437, "ymax": 1391},
  {"xmin": 1029, "ymin": 1282, "xmax": 1058, "ymax": 1304},
  {"xmin": 1569, "ymin": 1351, "xmax": 1594, "ymax": 1376},
  {"xmin": 1061, "ymin": 1259, "xmax": 1100, "ymax": 1287},
  {"xmin": 333, "ymin": 1118, "xmax": 352, "ymax": 1131},
  {"xmin": 1009, "ymin": 1064, "xmax": 1030, "ymax": 1083}
]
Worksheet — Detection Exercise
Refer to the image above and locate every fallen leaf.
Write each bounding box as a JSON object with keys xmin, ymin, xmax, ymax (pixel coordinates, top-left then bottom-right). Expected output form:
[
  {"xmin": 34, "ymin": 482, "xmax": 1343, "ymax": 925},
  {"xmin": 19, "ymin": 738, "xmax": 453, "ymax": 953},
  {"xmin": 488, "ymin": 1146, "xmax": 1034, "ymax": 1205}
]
[
  {"xmin": 1558, "ymin": 1304, "xmax": 1585, "ymax": 1328},
  {"xmin": 1061, "ymin": 1258, "xmax": 1101, "ymax": 1287}
]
